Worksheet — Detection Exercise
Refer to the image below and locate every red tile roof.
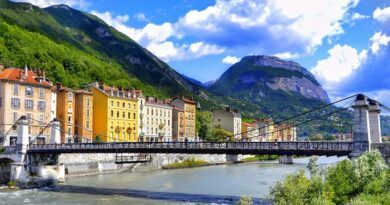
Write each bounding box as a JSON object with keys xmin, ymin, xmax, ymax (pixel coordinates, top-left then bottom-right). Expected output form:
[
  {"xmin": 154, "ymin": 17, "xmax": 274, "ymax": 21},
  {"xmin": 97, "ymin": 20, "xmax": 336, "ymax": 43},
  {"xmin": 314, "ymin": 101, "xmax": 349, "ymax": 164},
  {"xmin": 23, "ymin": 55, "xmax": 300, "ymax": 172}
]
[
  {"xmin": 0, "ymin": 68, "xmax": 52, "ymax": 87},
  {"xmin": 171, "ymin": 96, "xmax": 196, "ymax": 104}
]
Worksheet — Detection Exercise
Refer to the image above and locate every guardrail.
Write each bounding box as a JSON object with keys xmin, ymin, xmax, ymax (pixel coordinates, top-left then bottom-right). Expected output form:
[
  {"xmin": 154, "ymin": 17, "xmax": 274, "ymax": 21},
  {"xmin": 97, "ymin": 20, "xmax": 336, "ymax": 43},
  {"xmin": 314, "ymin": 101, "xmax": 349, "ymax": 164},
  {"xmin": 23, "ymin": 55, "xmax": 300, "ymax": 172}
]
[{"xmin": 27, "ymin": 141, "xmax": 353, "ymax": 156}]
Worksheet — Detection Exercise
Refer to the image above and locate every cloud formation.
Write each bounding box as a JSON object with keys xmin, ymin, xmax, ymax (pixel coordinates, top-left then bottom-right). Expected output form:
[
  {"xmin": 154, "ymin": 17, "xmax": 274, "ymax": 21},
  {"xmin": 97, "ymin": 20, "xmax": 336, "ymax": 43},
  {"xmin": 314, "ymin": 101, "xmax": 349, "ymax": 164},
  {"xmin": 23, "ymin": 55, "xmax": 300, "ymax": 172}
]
[{"xmin": 222, "ymin": 56, "xmax": 240, "ymax": 64}]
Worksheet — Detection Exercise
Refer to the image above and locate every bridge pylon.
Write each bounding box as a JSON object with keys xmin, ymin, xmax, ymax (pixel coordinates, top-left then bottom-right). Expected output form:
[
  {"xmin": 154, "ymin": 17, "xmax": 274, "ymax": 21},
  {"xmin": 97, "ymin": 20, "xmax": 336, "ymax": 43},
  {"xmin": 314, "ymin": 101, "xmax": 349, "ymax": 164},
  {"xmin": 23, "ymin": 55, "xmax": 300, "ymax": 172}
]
[
  {"xmin": 368, "ymin": 100, "xmax": 382, "ymax": 143},
  {"xmin": 350, "ymin": 94, "xmax": 372, "ymax": 159}
]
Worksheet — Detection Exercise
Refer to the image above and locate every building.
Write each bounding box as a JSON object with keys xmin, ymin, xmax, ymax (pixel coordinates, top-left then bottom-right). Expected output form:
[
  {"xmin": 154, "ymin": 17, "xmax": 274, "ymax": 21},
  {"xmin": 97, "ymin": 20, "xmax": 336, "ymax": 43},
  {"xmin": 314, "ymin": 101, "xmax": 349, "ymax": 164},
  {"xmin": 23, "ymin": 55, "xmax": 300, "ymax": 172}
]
[
  {"xmin": 91, "ymin": 82, "xmax": 139, "ymax": 142},
  {"xmin": 74, "ymin": 90, "xmax": 93, "ymax": 142},
  {"xmin": 143, "ymin": 97, "xmax": 173, "ymax": 142},
  {"xmin": 137, "ymin": 95, "xmax": 146, "ymax": 141},
  {"xmin": 55, "ymin": 83, "xmax": 76, "ymax": 143},
  {"xmin": 212, "ymin": 107, "xmax": 242, "ymax": 140},
  {"xmin": 172, "ymin": 106, "xmax": 185, "ymax": 142},
  {"xmin": 241, "ymin": 122, "xmax": 259, "ymax": 142},
  {"xmin": 253, "ymin": 118, "xmax": 274, "ymax": 141},
  {"xmin": 273, "ymin": 123, "xmax": 297, "ymax": 141},
  {"xmin": 0, "ymin": 67, "xmax": 54, "ymax": 146},
  {"xmin": 170, "ymin": 96, "xmax": 196, "ymax": 141}
]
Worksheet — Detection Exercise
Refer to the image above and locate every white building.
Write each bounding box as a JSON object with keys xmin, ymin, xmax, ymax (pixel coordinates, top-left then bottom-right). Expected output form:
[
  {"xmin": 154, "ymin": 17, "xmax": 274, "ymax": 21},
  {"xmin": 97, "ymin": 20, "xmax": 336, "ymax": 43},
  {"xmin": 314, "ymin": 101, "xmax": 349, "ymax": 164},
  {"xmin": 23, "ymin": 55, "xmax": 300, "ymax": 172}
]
[
  {"xmin": 212, "ymin": 107, "xmax": 242, "ymax": 140},
  {"xmin": 144, "ymin": 97, "xmax": 173, "ymax": 142}
]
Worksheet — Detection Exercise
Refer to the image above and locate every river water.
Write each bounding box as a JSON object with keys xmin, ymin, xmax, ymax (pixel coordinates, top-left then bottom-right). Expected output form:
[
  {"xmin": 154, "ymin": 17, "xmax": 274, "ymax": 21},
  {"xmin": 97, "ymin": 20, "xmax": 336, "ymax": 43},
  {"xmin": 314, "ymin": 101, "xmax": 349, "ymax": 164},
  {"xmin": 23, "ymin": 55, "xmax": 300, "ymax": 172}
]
[{"xmin": 0, "ymin": 156, "xmax": 346, "ymax": 205}]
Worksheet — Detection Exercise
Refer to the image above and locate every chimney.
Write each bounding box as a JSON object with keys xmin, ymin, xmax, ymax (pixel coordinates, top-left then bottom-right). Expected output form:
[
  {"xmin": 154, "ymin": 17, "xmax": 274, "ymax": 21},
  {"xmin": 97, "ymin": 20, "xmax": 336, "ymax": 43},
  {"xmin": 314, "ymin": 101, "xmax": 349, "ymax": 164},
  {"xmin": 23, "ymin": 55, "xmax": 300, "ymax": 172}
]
[
  {"xmin": 42, "ymin": 70, "xmax": 46, "ymax": 81},
  {"xmin": 24, "ymin": 65, "xmax": 28, "ymax": 77},
  {"xmin": 225, "ymin": 107, "xmax": 231, "ymax": 112},
  {"xmin": 56, "ymin": 82, "xmax": 63, "ymax": 90},
  {"xmin": 98, "ymin": 82, "xmax": 104, "ymax": 90},
  {"xmin": 146, "ymin": 96, "xmax": 150, "ymax": 101},
  {"xmin": 155, "ymin": 98, "xmax": 158, "ymax": 103}
]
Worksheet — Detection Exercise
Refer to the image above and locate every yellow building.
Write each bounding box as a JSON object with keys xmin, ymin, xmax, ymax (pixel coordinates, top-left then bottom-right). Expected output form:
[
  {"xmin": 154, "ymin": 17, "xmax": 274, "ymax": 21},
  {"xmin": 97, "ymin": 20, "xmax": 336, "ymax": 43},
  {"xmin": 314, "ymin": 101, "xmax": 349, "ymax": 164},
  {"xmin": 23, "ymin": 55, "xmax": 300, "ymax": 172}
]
[{"xmin": 91, "ymin": 82, "xmax": 139, "ymax": 142}]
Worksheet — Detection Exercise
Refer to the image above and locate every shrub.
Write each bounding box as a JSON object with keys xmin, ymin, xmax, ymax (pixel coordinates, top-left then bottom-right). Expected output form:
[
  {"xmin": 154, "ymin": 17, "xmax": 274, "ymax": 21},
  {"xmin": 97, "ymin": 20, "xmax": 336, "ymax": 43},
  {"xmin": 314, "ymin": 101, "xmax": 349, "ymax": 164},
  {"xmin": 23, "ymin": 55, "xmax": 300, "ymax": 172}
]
[{"xmin": 237, "ymin": 195, "xmax": 253, "ymax": 205}]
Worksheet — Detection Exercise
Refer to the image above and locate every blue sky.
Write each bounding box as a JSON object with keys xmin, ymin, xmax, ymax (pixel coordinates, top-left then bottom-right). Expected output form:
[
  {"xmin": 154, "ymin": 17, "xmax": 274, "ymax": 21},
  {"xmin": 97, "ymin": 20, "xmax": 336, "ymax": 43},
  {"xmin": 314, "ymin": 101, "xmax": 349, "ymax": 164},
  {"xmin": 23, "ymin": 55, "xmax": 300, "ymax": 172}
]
[{"xmin": 14, "ymin": 0, "xmax": 390, "ymax": 106}]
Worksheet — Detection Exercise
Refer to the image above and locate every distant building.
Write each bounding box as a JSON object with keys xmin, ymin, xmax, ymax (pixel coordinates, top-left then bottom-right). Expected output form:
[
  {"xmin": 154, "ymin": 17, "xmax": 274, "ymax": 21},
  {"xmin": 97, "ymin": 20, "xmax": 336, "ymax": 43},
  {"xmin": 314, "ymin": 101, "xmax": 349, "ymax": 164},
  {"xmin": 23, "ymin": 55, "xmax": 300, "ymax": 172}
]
[
  {"xmin": 253, "ymin": 118, "xmax": 274, "ymax": 141},
  {"xmin": 143, "ymin": 97, "xmax": 173, "ymax": 142},
  {"xmin": 0, "ymin": 67, "xmax": 54, "ymax": 146},
  {"xmin": 241, "ymin": 122, "xmax": 259, "ymax": 142},
  {"xmin": 91, "ymin": 82, "xmax": 140, "ymax": 142},
  {"xmin": 172, "ymin": 106, "xmax": 185, "ymax": 142},
  {"xmin": 170, "ymin": 96, "xmax": 196, "ymax": 141},
  {"xmin": 273, "ymin": 123, "xmax": 297, "ymax": 141},
  {"xmin": 212, "ymin": 107, "xmax": 242, "ymax": 140}
]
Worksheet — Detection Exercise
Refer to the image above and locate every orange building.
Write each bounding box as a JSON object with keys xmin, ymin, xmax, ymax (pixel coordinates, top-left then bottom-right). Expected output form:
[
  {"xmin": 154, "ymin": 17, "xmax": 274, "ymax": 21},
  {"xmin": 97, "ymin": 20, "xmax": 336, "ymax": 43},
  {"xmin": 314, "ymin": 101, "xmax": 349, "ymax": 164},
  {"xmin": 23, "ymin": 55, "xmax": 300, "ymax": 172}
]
[
  {"xmin": 75, "ymin": 90, "xmax": 93, "ymax": 142},
  {"xmin": 171, "ymin": 106, "xmax": 184, "ymax": 142},
  {"xmin": 170, "ymin": 96, "xmax": 196, "ymax": 141},
  {"xmin": 55, "ymin": 83, "xmax": 76, "ymax": 143}
]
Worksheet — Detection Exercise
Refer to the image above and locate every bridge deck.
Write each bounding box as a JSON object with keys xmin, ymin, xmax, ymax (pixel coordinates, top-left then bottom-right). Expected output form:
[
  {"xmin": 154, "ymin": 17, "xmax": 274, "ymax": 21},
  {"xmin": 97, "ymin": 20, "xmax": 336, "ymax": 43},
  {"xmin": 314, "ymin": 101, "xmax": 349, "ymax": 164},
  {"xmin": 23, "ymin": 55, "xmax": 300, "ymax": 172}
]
[{"xmin": 27, "ymin": 141, "xmax": 353, "ymax": 156}]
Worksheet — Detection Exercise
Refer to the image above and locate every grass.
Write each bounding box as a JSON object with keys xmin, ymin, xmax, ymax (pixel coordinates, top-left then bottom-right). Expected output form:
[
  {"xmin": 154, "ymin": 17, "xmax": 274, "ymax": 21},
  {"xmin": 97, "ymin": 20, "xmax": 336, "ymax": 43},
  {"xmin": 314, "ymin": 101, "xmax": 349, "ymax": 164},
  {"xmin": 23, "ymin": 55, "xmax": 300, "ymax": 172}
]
[
  {"xmin": 162, "ymin": 158, "xmax": 209, "ymax": 169},
  {"xmin": 241, "ymin": 155, "xmax": 279, "ymax": 162}
]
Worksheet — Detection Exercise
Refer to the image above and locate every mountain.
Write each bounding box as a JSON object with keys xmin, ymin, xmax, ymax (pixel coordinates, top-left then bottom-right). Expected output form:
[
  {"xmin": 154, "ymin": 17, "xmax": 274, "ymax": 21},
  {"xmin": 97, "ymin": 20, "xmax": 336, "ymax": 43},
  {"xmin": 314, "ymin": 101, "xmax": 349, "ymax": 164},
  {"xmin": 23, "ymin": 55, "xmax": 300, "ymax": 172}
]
[
  {"xmin": 0, "ymin": 0, "xmax": 203, "ymax": 99},
  {"xmin": 209, "ymin": 55, "xmax": 331, "ymax": 116},
  {"xmin": 203, "ymin": 80, "xmax": 217, "ymax": 88},
  {"xmin": 181, "ymin": 74, "xmax": 205, "ymax": 88},
  {"xmin": 381, "ymin": 115, "xmax": 390, "ymax": 136}
]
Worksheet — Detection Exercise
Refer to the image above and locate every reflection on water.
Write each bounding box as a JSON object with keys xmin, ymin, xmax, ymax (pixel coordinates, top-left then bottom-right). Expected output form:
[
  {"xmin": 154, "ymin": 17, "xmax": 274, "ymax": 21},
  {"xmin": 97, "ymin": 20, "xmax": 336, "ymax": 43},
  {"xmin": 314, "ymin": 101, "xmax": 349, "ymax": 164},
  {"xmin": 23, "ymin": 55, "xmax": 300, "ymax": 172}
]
[{"xmin": 0, "ymin": 156, "xmax": 346, "ymax": 205}]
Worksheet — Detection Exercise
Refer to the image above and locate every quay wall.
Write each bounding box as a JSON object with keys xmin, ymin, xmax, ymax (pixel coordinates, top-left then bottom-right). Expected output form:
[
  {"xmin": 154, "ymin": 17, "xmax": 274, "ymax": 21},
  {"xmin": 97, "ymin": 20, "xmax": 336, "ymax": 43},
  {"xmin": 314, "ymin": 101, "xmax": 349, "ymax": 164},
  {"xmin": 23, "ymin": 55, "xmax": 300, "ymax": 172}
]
[{"xmin": 58, "ymin": 153, "xmax": 249, "ymax": 176}]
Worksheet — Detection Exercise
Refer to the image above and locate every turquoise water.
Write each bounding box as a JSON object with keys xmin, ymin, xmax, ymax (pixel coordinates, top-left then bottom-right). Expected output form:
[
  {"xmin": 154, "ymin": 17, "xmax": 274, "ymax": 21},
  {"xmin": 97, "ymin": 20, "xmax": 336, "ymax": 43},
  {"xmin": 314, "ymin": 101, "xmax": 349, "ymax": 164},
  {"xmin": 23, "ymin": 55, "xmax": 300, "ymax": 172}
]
[{"xmin": 0, "ymin": 156, "xmax": 345, "ymax": 204}]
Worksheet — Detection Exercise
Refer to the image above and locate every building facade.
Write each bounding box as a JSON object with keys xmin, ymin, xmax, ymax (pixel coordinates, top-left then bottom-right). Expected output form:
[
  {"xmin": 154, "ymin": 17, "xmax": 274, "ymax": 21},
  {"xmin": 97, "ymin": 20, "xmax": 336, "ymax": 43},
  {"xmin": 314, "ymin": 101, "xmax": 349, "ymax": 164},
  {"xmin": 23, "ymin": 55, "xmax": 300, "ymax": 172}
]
[
  {"xmin": 74, "ymin": 90, "xmax": 93, "ymax": 142},
  {"xmin": 55, "ymin": 84, "xmax": 76, "ymax": 143},
  {"xmin": 254, "ymin": 118, "xmax": 274, "ymax": 141},
  {"xmin": 273, "ymin": 123, "xmax": 297, "ymax": 141},
  {"xmin": 170, "ymin": 96, "xmax": 196, "ymax": 141},
  {"xmin": 172, "ymin": 107, "xmax": 184, "ymax": 142},
  {"xmin": 143, "ymin": 97, "xmax": 173, "ymax": 142},
  {"xmin": 241, "ymin": 122, "xmax": 259, "ymax": 142},
  {"xmin": 212, "ymin": 107, "xmax": 242, "ymax": 140},
  {"xmin": 0, "ymin": 67, "xmax": 53, "ymax": 146},
  {"xmin": 91, "ymin": 82, "xmax": 139, "ymax": 142}
]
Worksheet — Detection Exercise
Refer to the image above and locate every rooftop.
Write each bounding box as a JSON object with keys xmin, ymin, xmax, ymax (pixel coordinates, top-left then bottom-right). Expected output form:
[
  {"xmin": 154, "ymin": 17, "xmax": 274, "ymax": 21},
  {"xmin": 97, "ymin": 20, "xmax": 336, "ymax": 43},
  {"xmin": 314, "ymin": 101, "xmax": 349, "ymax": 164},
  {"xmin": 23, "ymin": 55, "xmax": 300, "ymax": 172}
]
[{"xmin": 0, "ymin": 67, "xmax": 52, "ymax": 87}]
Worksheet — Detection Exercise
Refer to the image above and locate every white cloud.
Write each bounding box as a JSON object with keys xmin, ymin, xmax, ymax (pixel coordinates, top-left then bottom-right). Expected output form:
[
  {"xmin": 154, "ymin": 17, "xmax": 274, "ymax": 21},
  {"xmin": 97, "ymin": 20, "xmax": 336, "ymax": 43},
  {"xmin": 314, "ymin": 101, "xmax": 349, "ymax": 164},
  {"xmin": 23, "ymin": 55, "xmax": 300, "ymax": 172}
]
[
  {"xmin": 133, "ymin": 13, "xmax": 150, "ymax": 22},
  {"xmin": 351, "ymin": 12, "xmax": 369, "ymax": 21},
  {"xmin": 91, "ymin": 11, "xmax": 224, "ymax": 62},
  {"xmin": 222, "ymin": 56, "xmax": 240, "ymax": 64},
  {"xmin": 176, "ymin": 0, "xmax": 359, "ymax": 54},
  {"xmin": 311, "ymin": 44, "xmax": 366, "ymax": 89},
  {"xmin": 12, "ymin": 0, "xmax": 89, "ymax": 8},
  {"xmin": 369, "ymin": 32, "xmax": 390, "ymax": 54},
  {"xmin": 273, "ymin": 52, "xmax": 300, "ymax": 59},
  {"xmin": 373, "ymin": 7, "xmax": 390, "ymax": 23}
]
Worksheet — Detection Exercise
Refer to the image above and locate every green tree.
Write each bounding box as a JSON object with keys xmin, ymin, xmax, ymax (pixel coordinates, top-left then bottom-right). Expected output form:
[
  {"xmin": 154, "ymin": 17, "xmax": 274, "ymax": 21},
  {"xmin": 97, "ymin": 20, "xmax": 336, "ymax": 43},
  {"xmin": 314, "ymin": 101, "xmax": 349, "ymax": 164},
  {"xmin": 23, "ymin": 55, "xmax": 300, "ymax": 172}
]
[
  {"xmin": 212, "ymin": 128, "xmax": 233, "ymax": 141},
  {"xmin": 196, "ymin": 111, "xmax": 214, "ymax": 141}
]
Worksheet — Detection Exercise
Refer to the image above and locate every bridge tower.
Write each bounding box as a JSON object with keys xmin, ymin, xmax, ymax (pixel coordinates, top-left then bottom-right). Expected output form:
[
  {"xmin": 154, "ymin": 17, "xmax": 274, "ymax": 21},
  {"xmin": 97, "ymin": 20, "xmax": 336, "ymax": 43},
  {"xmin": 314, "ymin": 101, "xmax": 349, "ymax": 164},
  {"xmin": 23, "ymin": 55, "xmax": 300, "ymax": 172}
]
[
  {"xmin": 368, "ymin": 100, "xmax": 382, "ymax": 143},
  {"xmin": 10, "ymin": 116, "xmax": 29, "ymax": 182},
  {"xmin": 350, "ymin": 94, "xmax": 371, "ymax": 159}
]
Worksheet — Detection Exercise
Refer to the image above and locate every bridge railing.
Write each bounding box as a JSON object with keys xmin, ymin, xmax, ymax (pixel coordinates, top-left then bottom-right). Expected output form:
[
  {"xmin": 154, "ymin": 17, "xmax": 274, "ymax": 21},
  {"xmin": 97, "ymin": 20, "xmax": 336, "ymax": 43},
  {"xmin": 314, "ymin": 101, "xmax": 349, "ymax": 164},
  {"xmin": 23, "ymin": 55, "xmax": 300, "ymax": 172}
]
[{"xmin": 27, "ymin": 141, "xmax": 353, "ymax": 152}]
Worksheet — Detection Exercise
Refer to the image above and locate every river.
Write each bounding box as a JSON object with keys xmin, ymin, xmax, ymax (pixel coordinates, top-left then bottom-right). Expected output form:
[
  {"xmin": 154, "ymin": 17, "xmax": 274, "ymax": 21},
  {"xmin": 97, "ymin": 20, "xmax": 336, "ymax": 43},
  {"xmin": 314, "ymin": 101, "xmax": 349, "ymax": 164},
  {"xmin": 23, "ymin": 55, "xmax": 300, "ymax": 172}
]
[{"xmin": 0, "ymin": 156, "xmax": 346, "ymax": 205}]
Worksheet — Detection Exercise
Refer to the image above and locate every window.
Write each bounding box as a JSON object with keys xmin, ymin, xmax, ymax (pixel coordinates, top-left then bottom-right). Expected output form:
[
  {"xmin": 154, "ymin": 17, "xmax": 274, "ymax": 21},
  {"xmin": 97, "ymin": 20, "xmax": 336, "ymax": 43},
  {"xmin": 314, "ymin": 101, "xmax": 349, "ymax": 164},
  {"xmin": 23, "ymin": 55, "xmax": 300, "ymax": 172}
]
[
  {"xmin": 122, "ymin": 112, "xmax": 125, "ymax": 118},
  {"xmin": 110, "ymin": 101, "xmax": 114, "ymax": 106},
  {"xmin": 13, "ymin": 112, "xmax": 19, "ymax": 122},
  {"xmin": 25, "ymin": 99, "xmax": 34, "ymax": 110},
  {"xmin": 38, "ymin": 101, "xmax": 46, "ymax": 111},
  {"xmin": 11, "ymin": 98, "xmax": 20, "ymax": 109},
  {"xmin": 86, "ymin": 97, "xmax": 90, "ymax": 107},
  {"xmin": 39, "ymin": 114, "xmax": 44, "ymax": 124},
  {"xmin": 123, "ymin": 102, "xmax": 125, "ymax": 108},
  {"xmin": 67, "ymin": 127, "xmax": 72, "ymax": 135},
  {"xmin": 133, "ymin": 113, "xmax": 136, "ymax": 119},
  {"xmin": 67, "ymin": 92, "xmax": 73, "ymax": 101},
  {"xmin": 111, "ymin": 110, "xmax": 114, "ymax": 117},
  {"xmin": 13, "ymin": 84, "xmax": 19, "ymax": 95},
  {"xmin": 168, "ymin": 120, "xmax": 170, "ymax": 126},
  {"xmin": 86, "ymin": 120, "xmax": 90, "ymax": 129},
  {"xmin": 117, "ymin": 111, "xmax": 120, "ymax": 118},
  {"xmin": 68, "ymin": 116, "xmax": 72, "ymax": 123},
  {"xmin": 26, "ymin": 113, "xmax": 32, "ymax": 124},
  {"xmin": 0, "ymin": 97, "xmax": 2, "ymax": 108},
  {"xmin": 128, "ymin": 103, "xmax": 131, "ymax": 109},
  {"xmin": 25, "ymin": 86, "xmax": 34, "ymax": 97},
  {"xmin": 117, "ymin": 101, "xmax": 119, "ymax": 107},
  {"xmin": 86, "ymin": 109, "xmax": 90, "ymax": 117},
  {"xmin": 134, "ymin": 104, "xmax": 136, "ymax": 109},
  {"xmin": 38, "ymin": 89, "xmax": 44, "ymax": 98},
  {"xmin": 128, "ymin": 112, "xmax": 131, "ymax": 119}
]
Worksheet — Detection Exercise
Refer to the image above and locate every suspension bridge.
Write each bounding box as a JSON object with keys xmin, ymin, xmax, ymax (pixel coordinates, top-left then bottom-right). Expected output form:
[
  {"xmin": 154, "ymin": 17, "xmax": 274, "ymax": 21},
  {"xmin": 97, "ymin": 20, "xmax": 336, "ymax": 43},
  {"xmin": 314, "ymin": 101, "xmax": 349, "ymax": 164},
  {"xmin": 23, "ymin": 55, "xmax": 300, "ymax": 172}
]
[{"xmin": 0, "ymin": 94, "xmax": 389, "ymax": 185}]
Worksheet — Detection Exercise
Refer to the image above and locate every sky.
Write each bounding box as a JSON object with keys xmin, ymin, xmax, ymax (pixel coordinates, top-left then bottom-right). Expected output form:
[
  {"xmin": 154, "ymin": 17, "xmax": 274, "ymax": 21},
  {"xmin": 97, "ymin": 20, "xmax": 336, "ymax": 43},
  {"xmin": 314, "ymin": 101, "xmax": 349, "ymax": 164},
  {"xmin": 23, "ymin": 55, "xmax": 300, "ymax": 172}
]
[{"xmin": 13, "ymin": 0, "xmax": 390, "ymax": 107}]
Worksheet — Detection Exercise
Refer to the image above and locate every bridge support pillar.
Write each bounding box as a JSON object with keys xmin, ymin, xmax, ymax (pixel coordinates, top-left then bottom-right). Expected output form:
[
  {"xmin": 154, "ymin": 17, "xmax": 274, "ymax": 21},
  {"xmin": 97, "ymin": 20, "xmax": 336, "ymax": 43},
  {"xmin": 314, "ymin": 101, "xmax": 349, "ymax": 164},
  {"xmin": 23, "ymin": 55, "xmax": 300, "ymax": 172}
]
[
  {"xmin": 350, "ymin": 94, "xmax": 371, "ymax": 159},
  {"xmin": 16, "ymin": 116, "xmax": 29, "ymax": 154},
  {"xmin": 279, "ymin": 155, "xmax": 293, "ymax": 164},
  {"xmin": 368, "ymin": 100, "xmax": 382, "ymax": 143},
  {"xmin": 50, "ymin": 119, "xmax": 61, "ymax": 144},
  {"xmin": 10, "ymin": 162, "xmax": 29, "ymax": 183}
]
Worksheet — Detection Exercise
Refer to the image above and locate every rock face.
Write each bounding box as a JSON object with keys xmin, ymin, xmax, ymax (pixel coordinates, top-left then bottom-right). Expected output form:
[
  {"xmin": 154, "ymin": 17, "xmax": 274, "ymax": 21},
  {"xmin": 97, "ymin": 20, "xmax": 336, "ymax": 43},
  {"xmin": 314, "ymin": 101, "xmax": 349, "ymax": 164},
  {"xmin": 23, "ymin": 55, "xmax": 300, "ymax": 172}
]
[{"xmin": 210, "ymin": 55, "xmax": 330, "ymax": 104}]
